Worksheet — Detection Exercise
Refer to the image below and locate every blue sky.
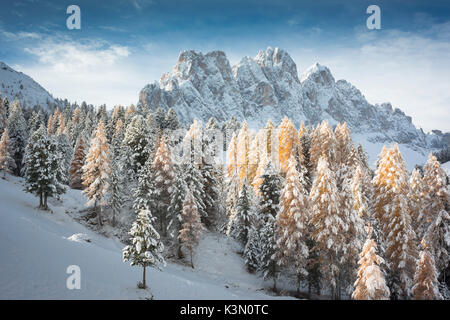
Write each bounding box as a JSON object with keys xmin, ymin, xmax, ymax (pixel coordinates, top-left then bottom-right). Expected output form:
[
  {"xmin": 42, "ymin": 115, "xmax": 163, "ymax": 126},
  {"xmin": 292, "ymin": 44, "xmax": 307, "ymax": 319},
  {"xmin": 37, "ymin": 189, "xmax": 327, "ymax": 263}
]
[{"xmin": 0, "ymin": 0, "xmax": 449, "ymax": 131}]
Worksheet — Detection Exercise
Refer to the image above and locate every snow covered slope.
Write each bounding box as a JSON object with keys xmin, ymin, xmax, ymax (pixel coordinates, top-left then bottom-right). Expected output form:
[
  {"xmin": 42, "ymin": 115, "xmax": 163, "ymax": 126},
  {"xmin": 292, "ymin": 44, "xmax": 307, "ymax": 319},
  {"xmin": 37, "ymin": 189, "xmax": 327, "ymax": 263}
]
[
  {"xmin": 138, "ymin": 47, "xmax": 446, "ymax": 169},
  {"xmin": 0, "ymin": 175, "xmax": 289, "ymax": 300},
  {"xmin": 443, "ymin": 161, "xmax": 450, "ymax": 176},
  {"xmin": 0, "ymin": 61, "xmax": 55, "ymax": 109}
]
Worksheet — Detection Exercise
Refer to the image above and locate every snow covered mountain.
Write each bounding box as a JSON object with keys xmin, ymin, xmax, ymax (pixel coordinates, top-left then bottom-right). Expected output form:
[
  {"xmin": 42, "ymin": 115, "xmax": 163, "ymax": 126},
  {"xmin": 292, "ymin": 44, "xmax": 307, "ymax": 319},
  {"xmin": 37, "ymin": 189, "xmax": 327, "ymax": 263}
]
[
  {"xmin": 138, "ymin": 47, "xmax": 446, "ymax": 158},
  {"xmin": 0, "ymin": 61, "xmax": 55, "ymax": 109}
]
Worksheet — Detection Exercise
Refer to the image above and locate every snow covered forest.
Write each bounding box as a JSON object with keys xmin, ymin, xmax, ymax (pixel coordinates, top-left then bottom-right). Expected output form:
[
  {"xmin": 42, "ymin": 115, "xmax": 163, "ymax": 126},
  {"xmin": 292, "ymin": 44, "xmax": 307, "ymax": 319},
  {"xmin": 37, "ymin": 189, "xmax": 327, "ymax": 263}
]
[{"xmin": 0, "ymin": 95, "xmax": 449, "ymax": 300}]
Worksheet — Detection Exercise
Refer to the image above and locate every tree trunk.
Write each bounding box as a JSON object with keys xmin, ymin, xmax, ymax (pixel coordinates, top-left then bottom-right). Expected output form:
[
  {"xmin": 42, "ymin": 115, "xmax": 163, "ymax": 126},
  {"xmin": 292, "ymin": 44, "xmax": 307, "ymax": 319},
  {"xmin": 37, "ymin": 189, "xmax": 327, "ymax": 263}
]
[
  {"xmin": 190, "ymin": 248, "xmax": 194, "ymax": 269},
  {"xmin": 297, "ymin": 274, "xmax": 301, "ymax": 297},
  {"xmin": 44, "ymin": 193, "xmax": 48, "ymax": 210},
  {"xmin": 39, "ymin": 192, "xmax": 43, "ymax": 208},
  {"xmin": 142, "ymin": 266, "xmax": 146, "ymax": 289},
  {"xmin": 177, "ymin": 241, "xmax": 184, "ymax": 259},
  {"xmin": 273, "ymin": 277, "xmax": 277, "ymax": 293},
  {"xmin": 98, "ymin": 204, "xmax": 103, "ymax": 226}
]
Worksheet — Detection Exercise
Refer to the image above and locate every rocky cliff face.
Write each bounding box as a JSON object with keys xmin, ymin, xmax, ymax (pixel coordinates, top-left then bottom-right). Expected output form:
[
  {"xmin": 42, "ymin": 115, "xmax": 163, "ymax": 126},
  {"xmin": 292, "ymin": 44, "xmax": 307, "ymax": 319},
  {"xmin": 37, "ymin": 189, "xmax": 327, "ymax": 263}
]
[{"xmin": 138, "ymin": 47, "xmax": 445, "ymax": 151}]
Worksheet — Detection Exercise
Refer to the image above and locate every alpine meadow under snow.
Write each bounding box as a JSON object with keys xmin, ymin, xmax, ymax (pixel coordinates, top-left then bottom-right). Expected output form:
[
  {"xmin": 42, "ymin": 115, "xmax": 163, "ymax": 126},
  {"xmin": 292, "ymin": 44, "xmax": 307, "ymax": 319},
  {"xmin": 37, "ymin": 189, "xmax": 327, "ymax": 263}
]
[{"xmin": 0, "ymin": 47, "xmax": 449, "ymax": 300}]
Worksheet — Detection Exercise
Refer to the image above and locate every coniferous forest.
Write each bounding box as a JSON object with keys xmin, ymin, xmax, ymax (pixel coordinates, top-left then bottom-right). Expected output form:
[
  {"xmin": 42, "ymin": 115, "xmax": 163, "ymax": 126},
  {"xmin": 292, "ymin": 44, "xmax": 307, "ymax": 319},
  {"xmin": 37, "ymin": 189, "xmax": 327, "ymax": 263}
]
[{"xmin": 0, "ymin": 96, "xmax": 449, "ymax": 300}]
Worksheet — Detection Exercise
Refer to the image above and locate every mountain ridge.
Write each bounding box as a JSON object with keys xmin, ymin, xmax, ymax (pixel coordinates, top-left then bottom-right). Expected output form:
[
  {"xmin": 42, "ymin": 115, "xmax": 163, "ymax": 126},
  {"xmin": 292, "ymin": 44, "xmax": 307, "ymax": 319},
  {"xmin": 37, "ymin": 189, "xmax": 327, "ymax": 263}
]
[
  {"xmin": 138, "ymin": 47, "xmax": 447, "ymax": 153},
  {"xmin": 0, "ymin": 61, "xmax": 55, "ymax": 109}
]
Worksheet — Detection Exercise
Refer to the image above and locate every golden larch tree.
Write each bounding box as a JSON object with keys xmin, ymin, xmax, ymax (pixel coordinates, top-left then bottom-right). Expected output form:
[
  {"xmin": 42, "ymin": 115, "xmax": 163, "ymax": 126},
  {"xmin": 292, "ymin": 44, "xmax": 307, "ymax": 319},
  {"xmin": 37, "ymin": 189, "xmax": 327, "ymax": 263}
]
[
  {"xmin": 412, "ymin": 239, "xmax": 443, "ymax": 300},
  {"xmin": 352, "ymin": 226, "xmax": 390, "ymax": 300},
  {"xmin": 237, "ymin": 121, "xmax": 250, "ymax": 181},
  {"xmin": 278, "ymin": 117, "xmax": 300, "ymax": 174},
  {"xmin": 372, "ymin": 144, "xmax": 417, "ymax": 298},
  {"xmin": 275, "ymin": 155, "xmax": 309, "ymax": 295},
  {"xmin": 82, "ymin": 121, "xmax": 111, "ymax": 226}
]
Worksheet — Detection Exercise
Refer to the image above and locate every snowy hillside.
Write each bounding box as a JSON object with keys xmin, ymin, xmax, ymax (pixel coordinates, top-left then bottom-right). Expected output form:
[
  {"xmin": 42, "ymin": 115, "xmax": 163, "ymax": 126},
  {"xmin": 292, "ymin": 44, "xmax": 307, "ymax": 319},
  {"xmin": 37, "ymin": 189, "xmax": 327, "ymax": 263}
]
[
  {"xmin": 0, "ymin": 61, "xmax": 55, "ymax": 109},
  {"xmin": 0, "ymin": 175, "xmax": 292, "ymax": 300},
  {"xmin": 443, "ymin": 161, "xmax": 450, "ymax": 176},
  {"xmin": 138, "ymin": 47, "xmax": 446, "ymax": 170}
]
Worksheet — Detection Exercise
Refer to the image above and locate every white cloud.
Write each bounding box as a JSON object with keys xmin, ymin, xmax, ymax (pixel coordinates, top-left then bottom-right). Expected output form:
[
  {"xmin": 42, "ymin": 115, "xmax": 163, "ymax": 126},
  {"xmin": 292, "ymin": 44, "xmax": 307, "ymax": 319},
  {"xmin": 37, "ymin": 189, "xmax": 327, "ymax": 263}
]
[
  {"xmin": 0, "ymin": 28, "xmax": 41, "ymax": 41},
  {"xmin": 17, "ymin": 35, "xmax": 173, "ymax": 108}
]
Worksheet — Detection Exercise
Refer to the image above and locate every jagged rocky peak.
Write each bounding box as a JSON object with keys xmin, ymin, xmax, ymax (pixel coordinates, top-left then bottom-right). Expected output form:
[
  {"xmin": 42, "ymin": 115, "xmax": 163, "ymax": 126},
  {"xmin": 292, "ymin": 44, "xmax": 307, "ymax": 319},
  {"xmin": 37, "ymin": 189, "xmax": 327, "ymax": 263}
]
[
  {"xmin": 300, "ymin": 62, "xmax": 335, "ymax": 86},
  {"xmin": 138, "ymin": 46, "xmax": 446, "ymax": 154},
  {"xmin": 172, "ymin": 49, "xmax": 232, "ymax": 82},
  {"xmin": 254, "ymin": 47, "xmax": 300, "ymax": 84}
]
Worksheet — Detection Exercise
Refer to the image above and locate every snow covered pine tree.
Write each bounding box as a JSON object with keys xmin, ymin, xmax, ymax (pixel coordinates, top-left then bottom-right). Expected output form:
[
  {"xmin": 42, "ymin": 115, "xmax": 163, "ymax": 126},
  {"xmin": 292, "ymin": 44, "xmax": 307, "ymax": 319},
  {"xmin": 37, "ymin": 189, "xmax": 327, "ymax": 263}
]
[
  {"xmin": 123, "ymin": 209, "xmax": 165, "ymax": 289},
  {"xmin": 0, "ymin": 128, "xmax": 16, "ymax": 178}
]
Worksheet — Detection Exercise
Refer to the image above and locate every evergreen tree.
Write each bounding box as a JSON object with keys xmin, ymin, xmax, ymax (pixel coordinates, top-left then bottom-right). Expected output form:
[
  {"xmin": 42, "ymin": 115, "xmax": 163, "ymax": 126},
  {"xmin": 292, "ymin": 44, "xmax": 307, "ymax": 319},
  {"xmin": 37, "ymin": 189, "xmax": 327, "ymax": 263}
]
[
  {"xmin": 258, "ymin": 161, "xmax": 281, "ymax": 220},
  {"xmin": 6, "ymin": 100, "xmax": 28, "ymax": 175},
  {"xmin": 123, "ymin": 115, "xmax": 151, "ymax": 174},
  {"xmin": 69, "ymin": 136, "xmax": 87, "ymax": 189},
  {"xmin": 0, "ymin": 95, "xmax": 5, "ymax": 134},
  {"xmin": 154, "ymin": 107, "xmax": 166, "ymax": 130},
  {"xmin": 275, "ymin": 155, "xmax": 309, "ymax": 295},
  {"xmin": 123, "ymin": 209, "xmax": 165, "ymax": 289},
  {"xmin": 70, "ymin": 107, "xmax": 85, "ymax": 147},
  {"xmin": 258, "ymin": 161, "xmax": 281, "ymax": 292},
  {"xmin": 56, "ymin": 133, "xmax": 72, "ymax": 184},
  {"xmin": 124, "ymin": 104, "xmax": 136, "ymax": 126},
  {"xmin": 228, "ymin": 179, "xmax": 254, "ymax": 246},
  {"xmin": 310, "ymin": 156, "xmax": 346, "ymax": 299},
  {"xmin": 109, "ymin": 160, "xmax": 124, "ymax": 227},
  {"xmin": 133, "ymin": 150, "xmax": 154, "ymax": 212},
  {"xmin": 0, "ymin": 129, "xmax": 16, "ymax": 178},
  {"xmin": 226, "ymin": 133, "xmax": 240, "ymax": 224},
  {"xmin": 244, "ymin": 210, "xmax": 264, "ymax": 273},
  {"xmin": 179, "ymin": 189, "xmax": 204, "ymax": 268},
  {"xmin": 248, "ymin": 129, "xmax": 263, "ymax": 183},
  {"xmin": 82, "ymin": 121, "xmax": 111, "ymax": 226},
  {"xmin": 201, "ymin": 121, "xmax": 221, "ymax": 228},
  {"xmin": 352, "ymin": 226, "xmax": 390, "ymax": 300},
  {"xmin": 181, "ymin": 121, "xmax": 207, "ymax": 221},
  {"xmin": 260, "ymin": 214, "xmax": 278, "ymax": 292},
  {"xmin": 167, "ymin": 166, "xmax": 188, "ymax": 258},
  {"xmin": 298, "ymin": 122, "xmax": 312, "ymax": 191},
  {"xmin": 423, "ymin": 209, "xmax": 450, "ymax": 281},
  {"xmin": 28, "ymin": 110, "xmax": 44, "ymax": 134},
  {"xmin": 164, "ymin": 108, "xmax": 179, "ymax": 131},
  {"xmin": 23, "ymin": 126, "xmax": 66, "ymax": 209}
]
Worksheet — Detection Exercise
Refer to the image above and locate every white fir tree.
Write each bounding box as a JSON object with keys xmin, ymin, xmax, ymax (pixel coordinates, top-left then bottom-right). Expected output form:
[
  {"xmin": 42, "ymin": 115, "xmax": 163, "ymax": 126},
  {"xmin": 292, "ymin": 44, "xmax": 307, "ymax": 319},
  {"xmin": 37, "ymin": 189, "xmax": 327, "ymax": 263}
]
[
  {"xmin": 123, "ymin": 209, "xmax": 165, "ymax": 289},
  {"xmin": 23, "ymin": 125, "xmax": 66, "ymax": 209},
  {"xmin": 0, "ymin": 128, "xmax": 16, "ymax": 178},
  {"xmin": 309, "ymin": 156, "xmax": 346, "ymax": 299},
  {"xmin": 228, "ymin": 179, "xmax": 255, "ymax": 246}
]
